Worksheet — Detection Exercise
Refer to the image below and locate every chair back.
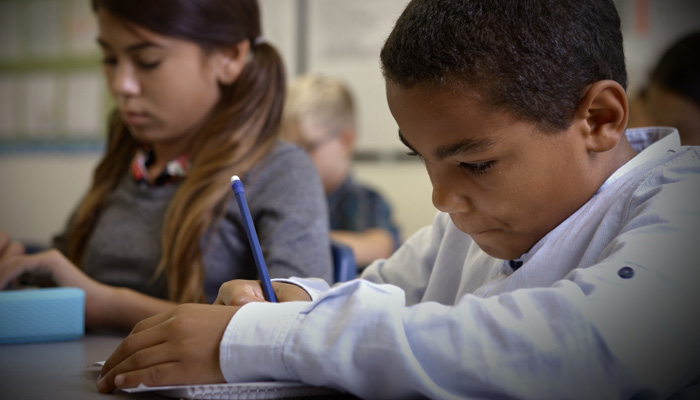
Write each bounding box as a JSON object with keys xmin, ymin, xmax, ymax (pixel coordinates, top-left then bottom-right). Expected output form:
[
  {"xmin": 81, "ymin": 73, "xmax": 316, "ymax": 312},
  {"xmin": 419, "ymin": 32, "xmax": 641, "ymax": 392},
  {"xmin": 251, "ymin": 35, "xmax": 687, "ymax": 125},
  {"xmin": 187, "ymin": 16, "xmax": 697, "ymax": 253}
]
[{"xmin": 331, "ymin": 241, "xmax": 357, "ymax": 283}]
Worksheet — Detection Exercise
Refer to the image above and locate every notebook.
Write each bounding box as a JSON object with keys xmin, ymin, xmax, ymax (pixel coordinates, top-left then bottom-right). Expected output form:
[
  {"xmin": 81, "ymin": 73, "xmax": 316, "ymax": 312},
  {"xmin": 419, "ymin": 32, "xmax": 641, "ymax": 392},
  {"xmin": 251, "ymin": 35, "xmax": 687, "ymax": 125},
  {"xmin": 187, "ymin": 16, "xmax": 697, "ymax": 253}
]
[
  {"xmin": 121, "ymin": 381, "xmax": 343, "ymax": 399},
  {"xmin": 87, "ymin": 362, "xmax": 347, "ymax": 399}
]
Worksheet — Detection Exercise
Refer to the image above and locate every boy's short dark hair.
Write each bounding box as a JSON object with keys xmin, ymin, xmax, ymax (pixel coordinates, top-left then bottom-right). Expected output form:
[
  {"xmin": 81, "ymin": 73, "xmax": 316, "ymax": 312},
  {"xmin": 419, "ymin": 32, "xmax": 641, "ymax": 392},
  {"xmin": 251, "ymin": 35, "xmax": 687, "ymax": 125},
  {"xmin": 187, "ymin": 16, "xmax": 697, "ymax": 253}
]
[{"xmin": 380, "ymin": 0, "xmax": 627, "ymax": 132}]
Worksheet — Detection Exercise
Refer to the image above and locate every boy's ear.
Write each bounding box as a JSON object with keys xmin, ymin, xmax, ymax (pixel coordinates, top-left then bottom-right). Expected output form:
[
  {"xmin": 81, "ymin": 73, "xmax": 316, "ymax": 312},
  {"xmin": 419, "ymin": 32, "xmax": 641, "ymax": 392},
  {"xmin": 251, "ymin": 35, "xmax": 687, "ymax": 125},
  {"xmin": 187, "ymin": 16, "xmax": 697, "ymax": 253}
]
[
  {"xmin": 575, "ymin": 80, "xmax": 628, "ymax": 152},
  {"xmin": 215, "ymin": 39, "xmax": 251, "ymax": 85}
]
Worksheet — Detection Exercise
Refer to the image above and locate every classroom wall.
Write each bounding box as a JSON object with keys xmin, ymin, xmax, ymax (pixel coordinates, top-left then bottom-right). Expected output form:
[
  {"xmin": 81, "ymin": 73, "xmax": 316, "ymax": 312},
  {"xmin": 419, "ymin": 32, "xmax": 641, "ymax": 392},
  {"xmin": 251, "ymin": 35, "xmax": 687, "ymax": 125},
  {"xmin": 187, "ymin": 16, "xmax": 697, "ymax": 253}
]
[
  {"xmin": 0, "ymin": 152, "xmax": 97, "ymax": 245},
  {"xmin": 2, "ymin": 0, "xmax": 700, "ymax": 246}
]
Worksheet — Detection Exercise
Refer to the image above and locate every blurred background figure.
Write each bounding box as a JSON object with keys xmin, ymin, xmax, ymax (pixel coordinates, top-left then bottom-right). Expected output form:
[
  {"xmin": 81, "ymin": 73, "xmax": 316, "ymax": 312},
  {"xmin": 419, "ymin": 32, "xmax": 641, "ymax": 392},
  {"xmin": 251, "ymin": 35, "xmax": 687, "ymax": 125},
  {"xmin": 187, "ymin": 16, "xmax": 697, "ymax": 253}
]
[
  {"xmin": 628, "ymin": 31, "xmax": 700, "ymax": 145},
  {"xmin": 282, "ymin": 74, "xmax": 400, "ymax": 269}
]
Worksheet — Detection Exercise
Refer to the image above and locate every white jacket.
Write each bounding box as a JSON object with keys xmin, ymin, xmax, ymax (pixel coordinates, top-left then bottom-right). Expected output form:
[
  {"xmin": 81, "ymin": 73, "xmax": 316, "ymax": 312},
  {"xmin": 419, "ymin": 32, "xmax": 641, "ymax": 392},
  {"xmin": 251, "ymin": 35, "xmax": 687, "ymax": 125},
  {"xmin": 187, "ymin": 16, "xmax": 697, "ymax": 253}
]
[{"xmin": 221, "ymin": 127, "xmax": 700, "ymax": 399}]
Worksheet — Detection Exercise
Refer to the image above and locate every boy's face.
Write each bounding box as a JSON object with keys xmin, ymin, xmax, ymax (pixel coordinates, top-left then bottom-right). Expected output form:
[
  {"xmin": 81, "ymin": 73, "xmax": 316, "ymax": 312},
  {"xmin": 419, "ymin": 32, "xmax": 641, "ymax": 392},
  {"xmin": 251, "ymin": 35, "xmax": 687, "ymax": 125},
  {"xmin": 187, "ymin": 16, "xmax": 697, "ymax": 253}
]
[
  {"xmin": 286, "ymin": 120, "xmax": 351, "ymax": 194},
  {"xmin": 386, "ymin": 82, "xmax": 598, "ymax": 260}
]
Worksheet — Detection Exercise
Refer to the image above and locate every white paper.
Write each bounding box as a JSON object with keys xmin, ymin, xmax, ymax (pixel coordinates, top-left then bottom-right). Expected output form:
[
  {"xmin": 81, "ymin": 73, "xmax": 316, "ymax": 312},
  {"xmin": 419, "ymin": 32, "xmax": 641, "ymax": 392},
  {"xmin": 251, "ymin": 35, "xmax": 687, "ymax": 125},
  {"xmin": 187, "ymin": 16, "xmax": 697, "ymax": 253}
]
[
  {"xmin": 122, "ymin": 381, "xmax": 340, "ymax": 399},
  {"xmin": 87, "ymin": 361, "xmax": 342, "ymax": 400}
]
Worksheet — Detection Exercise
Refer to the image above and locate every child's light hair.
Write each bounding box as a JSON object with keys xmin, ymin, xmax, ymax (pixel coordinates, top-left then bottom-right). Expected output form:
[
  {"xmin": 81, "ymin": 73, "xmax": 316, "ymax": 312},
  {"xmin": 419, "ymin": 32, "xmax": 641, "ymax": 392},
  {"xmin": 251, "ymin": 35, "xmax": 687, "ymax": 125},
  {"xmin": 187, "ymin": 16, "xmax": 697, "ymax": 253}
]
[{"xmin": 283, "ymin": 75, "xmax": 356, "ymax": 141}]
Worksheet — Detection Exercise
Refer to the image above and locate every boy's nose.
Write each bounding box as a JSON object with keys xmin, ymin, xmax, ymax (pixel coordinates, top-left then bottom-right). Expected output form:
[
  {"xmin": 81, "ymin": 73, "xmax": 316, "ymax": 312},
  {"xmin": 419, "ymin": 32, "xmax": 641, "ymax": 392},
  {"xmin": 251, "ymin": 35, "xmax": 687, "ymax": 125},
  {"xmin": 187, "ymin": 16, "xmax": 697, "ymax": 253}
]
[
  {"xmin": 110, "ymin": 64, "xmax": 140, "ymax": 97},
  {"xmin": 432, "ymin": 181, "xmax": 471, "ymax": 214}
]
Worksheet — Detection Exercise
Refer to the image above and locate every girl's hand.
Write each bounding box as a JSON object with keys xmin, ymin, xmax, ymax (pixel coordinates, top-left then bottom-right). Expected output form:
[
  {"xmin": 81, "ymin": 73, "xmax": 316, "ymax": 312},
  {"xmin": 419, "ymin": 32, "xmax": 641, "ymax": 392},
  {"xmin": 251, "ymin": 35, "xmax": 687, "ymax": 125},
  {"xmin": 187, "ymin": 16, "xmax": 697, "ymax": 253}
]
[
  {"xmin": 214, "ymin": 279, "xmax": 311, "ymax": 306},
  {"xmin": 0, "ymin": 248, "xmax": 86, "ymax": 289},
  {"xmin": 0, "ymin": 231, "xmax": 26, "ymax": 263},
  {"xmin": 97, "ymin": 303, "xmax": 238, "ymax": 393},
  {"xmin": 0, "ymin": 248, "xmax": 116, "ymax": 327}
]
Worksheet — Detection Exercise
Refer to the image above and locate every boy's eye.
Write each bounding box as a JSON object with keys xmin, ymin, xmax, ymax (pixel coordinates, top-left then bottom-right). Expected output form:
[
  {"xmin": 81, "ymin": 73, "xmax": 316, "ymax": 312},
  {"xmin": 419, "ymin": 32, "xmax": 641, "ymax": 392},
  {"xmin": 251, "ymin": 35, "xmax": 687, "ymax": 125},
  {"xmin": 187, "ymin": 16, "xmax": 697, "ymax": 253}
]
[{"xmin": 459, "ymin": 160, "xmax": 494, "ymax": 175}]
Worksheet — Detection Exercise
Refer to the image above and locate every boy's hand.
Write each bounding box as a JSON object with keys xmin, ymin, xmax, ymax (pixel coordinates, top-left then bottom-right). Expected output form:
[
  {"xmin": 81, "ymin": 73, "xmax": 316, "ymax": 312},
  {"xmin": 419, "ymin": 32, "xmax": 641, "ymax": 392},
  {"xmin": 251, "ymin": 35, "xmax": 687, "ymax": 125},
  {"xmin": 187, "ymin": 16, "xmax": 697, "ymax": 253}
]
[
  {"xmin": 97, "ymin": 303, "xmax": 238, "ymax": 393},
  {"xmin": 215, "ymin": 279, "xmax": 311, "ymax": 306}
]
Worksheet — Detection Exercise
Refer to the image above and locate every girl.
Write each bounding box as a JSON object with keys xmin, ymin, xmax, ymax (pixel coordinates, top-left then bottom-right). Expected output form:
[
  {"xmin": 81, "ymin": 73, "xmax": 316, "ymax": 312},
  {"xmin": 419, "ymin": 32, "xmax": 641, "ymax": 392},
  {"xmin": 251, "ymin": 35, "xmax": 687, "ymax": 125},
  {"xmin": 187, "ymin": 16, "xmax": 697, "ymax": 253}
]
[{"xmin": 0, "ymin": 0, "xmax": 332, "ymax": 330}]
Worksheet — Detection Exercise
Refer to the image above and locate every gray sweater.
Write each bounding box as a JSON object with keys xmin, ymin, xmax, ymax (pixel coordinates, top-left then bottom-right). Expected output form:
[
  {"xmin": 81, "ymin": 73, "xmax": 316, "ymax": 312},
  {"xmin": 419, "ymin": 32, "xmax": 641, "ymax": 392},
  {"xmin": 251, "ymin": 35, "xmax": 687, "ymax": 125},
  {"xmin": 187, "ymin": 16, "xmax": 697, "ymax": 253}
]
[{"xmin": 55, "ymin": 142, "xmax": 332, "ymax": 302}]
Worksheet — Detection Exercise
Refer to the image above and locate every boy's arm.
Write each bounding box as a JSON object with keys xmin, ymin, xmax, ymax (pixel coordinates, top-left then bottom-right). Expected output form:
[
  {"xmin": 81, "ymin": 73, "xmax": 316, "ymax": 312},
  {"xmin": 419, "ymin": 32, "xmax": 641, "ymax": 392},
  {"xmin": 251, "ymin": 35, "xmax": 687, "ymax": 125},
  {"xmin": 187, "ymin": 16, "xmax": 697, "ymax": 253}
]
[
  {"xmin": 220, "ymin": 255, "xmax": 700, "ymax": 399},
  {"xmin": 219, "ymin": 279, "xmax": 623, "ymax": 399}
]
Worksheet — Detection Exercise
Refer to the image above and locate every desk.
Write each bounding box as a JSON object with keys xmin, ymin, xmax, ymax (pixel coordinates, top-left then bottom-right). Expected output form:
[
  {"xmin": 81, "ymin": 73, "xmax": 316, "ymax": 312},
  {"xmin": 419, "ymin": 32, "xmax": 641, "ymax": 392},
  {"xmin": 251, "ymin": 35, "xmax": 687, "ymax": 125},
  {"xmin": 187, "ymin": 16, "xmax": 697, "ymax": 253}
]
[{"xmin": 0, "ymin": 333, "xmax": 160, "ymax": 399}]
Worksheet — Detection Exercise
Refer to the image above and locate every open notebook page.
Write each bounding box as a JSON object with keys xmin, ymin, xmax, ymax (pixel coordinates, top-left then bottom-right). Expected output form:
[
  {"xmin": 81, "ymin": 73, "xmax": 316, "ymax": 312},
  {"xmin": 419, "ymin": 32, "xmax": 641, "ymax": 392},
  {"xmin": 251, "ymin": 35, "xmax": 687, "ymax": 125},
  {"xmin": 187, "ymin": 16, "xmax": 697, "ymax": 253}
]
[{"xmin": 87, "ymin": 361, "xmax": 349, "ymax": 399}]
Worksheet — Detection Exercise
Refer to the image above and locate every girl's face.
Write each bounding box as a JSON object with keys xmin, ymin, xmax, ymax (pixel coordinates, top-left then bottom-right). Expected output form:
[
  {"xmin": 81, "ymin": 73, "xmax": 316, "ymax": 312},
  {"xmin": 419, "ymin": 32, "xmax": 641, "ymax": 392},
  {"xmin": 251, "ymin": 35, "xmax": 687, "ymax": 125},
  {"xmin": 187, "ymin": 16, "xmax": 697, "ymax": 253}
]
[{"xmin": 96, "ymin": 10, "xmax": 225, "ymax": 157}]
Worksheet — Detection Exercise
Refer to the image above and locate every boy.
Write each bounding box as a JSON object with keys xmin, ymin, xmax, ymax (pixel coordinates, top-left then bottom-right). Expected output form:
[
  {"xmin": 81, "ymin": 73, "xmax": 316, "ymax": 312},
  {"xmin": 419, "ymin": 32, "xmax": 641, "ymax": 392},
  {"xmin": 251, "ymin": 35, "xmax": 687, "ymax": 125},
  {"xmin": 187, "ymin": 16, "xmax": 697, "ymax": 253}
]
[
  {"xmin": 281, "ymin": 74, "xmax": 400, "ymax": 267},
  {"xmin": 98, "ymin": 0, "xmax": 700, "ymax": 398}
]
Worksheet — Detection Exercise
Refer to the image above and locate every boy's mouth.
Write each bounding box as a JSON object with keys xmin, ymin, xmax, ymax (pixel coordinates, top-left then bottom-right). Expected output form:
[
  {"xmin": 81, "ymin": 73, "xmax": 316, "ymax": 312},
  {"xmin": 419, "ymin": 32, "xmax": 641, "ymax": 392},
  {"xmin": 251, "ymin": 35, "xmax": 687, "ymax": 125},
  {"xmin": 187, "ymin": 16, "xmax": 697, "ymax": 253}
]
[{"xmin": 450, "ymin": 215, "xmax": 497, "ymax": 236}]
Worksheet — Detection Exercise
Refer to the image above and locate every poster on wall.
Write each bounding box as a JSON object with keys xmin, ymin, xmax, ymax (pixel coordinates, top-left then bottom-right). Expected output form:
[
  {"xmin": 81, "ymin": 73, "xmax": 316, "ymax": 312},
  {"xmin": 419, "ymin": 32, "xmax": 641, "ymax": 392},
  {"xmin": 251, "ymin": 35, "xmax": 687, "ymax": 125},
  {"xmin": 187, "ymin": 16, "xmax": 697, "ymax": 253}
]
[{"xmin": 306, "ymin": 0, "xmax": 409, "ymax": 155}]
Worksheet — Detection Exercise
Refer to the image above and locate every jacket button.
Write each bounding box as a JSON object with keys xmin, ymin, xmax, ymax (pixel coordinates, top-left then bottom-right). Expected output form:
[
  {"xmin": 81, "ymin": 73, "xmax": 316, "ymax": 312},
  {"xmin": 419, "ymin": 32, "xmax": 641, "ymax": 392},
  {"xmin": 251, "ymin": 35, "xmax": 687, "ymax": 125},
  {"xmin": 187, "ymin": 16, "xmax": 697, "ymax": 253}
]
[{"xmin": 618, "ymin": 266, "xmax": 634, "ymax": 279}]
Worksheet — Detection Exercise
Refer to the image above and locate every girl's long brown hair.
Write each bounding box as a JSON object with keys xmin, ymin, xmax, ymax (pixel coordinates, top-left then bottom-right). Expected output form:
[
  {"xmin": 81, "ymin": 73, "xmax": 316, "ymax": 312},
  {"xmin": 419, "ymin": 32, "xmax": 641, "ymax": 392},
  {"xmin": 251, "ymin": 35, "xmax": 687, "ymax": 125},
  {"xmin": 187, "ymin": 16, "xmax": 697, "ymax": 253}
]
[{"xmin": 66, "ymin": 0, "xmax": 286, "ymax": 303}]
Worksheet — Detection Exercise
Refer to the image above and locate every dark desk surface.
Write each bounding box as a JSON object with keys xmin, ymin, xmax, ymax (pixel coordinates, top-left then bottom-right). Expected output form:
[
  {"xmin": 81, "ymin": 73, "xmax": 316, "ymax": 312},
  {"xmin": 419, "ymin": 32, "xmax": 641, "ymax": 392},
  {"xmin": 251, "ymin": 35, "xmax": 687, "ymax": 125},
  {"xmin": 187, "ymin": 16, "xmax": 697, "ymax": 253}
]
[
  {"xmin": 0, "ymin": 332, "xmax": 161, "ymax": 399},
  {"xmin": 0, "ymin": 332, "xmax": 360, "ymax": 400}
]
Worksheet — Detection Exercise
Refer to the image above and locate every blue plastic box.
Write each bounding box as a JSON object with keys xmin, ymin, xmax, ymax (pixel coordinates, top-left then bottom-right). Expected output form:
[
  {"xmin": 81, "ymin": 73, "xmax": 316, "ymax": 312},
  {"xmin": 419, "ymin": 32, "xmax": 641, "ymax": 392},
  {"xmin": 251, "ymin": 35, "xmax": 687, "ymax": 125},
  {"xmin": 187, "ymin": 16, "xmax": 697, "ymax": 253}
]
[{"xmin": 0, "ymin": 287, "xmax": 85, "ymax": 344}]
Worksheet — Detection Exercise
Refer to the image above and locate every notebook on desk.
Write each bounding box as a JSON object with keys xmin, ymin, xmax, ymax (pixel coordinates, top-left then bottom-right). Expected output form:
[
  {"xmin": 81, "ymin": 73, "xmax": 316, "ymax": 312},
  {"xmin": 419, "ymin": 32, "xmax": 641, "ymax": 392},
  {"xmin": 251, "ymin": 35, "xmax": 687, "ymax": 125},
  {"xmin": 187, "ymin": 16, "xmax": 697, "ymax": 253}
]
[
  {"xmin": 121, "ymin": 381, "xmax": 342, "ymax": 399},
  {"xmin": 87, "ymin": 361, "xmax": 346, "ymax": 399}
]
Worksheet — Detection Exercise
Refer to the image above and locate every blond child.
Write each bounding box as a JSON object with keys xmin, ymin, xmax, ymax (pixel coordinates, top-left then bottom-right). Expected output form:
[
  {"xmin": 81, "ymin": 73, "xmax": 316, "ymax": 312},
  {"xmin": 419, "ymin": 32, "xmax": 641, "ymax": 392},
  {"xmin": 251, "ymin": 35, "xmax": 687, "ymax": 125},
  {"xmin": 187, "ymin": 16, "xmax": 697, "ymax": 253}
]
[{"xmin": 282, "ymin": 74, "xmax": 400, "ymax": 267}]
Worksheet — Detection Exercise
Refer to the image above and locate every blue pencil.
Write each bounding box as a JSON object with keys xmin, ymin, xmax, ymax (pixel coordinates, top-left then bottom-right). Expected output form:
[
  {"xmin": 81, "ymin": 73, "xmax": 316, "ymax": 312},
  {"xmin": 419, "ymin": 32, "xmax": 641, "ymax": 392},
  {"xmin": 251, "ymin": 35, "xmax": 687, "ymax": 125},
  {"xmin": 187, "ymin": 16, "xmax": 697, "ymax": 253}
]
[{"xmin": 230, "ymin": 175, "xmax": 277, "ymax": 302}]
